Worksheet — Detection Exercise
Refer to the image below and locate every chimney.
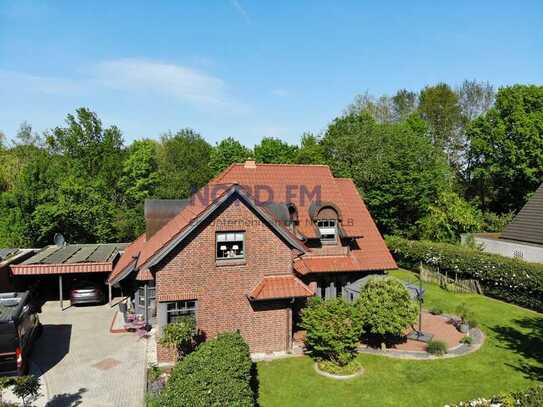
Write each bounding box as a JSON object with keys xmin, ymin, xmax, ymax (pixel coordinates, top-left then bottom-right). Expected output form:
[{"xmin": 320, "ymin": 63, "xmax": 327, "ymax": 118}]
[
  {"xmin": 144, "ymin": 199, "xmax": 189, "ymax": 240},
  {"xmin": 244, "ymin": 159, "xmax": 257, "ymax": 169}
]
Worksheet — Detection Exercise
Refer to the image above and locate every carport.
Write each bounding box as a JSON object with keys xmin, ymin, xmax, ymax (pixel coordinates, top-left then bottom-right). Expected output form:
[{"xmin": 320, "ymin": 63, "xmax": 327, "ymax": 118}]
[{"xmin": 10, "ymin": 243, "xmax": 127, "ymax": 309}]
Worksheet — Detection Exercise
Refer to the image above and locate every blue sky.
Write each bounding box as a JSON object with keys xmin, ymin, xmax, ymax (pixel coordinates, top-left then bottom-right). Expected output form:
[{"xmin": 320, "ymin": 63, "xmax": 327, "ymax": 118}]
[{"xmin": 1, "ymin": 0, "xmax": 542, "ymax": 146}]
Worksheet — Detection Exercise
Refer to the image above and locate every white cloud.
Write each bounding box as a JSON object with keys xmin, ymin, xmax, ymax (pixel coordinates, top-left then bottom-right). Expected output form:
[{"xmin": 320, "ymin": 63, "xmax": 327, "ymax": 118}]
[
  {"xmin": 0, "ymin": 59, "xmax": 244, "ymax": 111},
  {"xmin": 93, "ymin": 59, "xmax": 228, "ymax": 107},
  {"xmin": 271, "ymin": 88, "xmax": 289, "ymax": 97}
]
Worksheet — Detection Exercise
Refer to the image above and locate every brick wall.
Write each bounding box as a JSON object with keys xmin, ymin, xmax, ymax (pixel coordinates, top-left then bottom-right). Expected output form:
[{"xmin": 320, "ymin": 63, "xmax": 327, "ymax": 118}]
[
  {"xmin": 157, "ymin": 342, "xmax": 177, "ymax": 365},
  {"xmin": 155, "ymin": 197, "xmax": 294, "ymax": 355}
]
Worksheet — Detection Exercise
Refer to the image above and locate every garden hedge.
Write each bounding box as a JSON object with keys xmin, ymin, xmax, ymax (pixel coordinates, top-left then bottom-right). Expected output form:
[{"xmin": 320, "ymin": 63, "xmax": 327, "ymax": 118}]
[
  {"xmin": 447, "ymin": 385, "xmax": 543, "ymax": 406},
  {"xmin": 386, "ymin": 236, "xmax": 543, "ymax": 312},
  {"xmin": 158, "ymin": 332, "xmax": 254, "ymax": 407}
]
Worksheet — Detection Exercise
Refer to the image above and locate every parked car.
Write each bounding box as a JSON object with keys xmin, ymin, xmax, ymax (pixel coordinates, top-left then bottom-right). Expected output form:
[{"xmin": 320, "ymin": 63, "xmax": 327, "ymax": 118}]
[
  {"xmin": 69, "ymin": 281, "xmax": 105, "ymax": 305},
  {"xmin": 0, "ymin": 291, "xmax": 42, "ymax": 376}
]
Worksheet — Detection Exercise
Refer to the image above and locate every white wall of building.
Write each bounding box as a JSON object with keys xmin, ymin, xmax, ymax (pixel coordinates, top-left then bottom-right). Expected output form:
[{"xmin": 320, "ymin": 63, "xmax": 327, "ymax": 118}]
[{"xmin": 466, "ymin": 234, "xmax": 543, "ymax": 264}]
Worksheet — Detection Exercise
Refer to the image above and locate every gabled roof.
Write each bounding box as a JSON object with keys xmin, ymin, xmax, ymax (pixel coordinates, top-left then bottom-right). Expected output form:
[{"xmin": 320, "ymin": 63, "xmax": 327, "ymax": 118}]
[
  {"xmin": 109, "ymin": 163, "xmax": 397, "ymax": 284},
  {"xmin": 248, "ymin": 275, "xmax": 314, "ymax": 301},
  {"xmin": 501, "ymin": 183, "xmax": 543, "ymax": 246},
  {"xmin": 108, "ymin": 184, "xmax": 306, "ymax": 284}
]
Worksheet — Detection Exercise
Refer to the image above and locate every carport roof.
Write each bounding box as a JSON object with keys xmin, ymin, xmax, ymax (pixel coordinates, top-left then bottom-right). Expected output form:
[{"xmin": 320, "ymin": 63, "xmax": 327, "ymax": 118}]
[{"xmin": 11, "ymin": 243, "xmax": 128, "ymax": 276}]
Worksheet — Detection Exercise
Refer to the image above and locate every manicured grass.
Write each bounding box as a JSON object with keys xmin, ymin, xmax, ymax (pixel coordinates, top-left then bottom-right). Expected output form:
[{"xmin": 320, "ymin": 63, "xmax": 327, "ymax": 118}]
[{"xmin": 256, "ymin": 269, "xmax": 543, "ymax": 407}]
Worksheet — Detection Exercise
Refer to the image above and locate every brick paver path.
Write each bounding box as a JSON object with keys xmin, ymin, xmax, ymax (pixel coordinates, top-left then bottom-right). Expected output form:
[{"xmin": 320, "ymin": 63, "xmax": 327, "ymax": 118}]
[{"xmin": 32, "ymin": 302, "xmax": 146, "ymax": 406}]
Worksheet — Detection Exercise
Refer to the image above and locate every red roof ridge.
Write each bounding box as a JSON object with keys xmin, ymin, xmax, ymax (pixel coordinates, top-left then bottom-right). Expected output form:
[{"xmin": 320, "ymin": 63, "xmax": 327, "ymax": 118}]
[{"xmin": 230, "ymin": 162, "xmax": 331, "ymax": 168}]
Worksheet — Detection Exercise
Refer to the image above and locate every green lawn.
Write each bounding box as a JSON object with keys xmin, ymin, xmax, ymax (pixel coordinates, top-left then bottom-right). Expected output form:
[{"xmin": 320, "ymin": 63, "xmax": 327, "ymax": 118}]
[{"xmin": 256, "ymin": 269, "xmax": 543, "ymax": 407}]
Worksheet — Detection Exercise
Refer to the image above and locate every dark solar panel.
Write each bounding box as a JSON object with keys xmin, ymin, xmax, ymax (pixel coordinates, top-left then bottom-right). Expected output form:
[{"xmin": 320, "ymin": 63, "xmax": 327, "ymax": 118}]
[
  {"xmin": 86, "ymin": 245, "xmax": 116, "ymax": 262},
  {"xmin": 68, "ymin": 245, "xmax": 99, "ymax": 263},
  {"xmin": 0, "ymin": 248, "xmax": 18, "ymax": 261},
  {"xmin": 23, "ymin": 246, "xmax": 58, "ymax": 264},
  {"xmin": 43, "ymin": 245, "xmax": 80, "ymax": 264}
]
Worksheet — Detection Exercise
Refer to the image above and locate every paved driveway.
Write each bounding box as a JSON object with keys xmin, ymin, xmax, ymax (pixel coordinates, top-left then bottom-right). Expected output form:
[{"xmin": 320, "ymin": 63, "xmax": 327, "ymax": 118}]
[{"xmin": 32, "ymin": 302, "xmax": 146, "ymax": 407}]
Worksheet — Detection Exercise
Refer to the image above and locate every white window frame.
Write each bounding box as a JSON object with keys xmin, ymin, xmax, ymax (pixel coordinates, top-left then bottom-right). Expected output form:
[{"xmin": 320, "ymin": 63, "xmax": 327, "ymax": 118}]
[
  {"xmin": 317, "ymin": 219, "xmax": 337, "ymax": 242},
  {"xmin": 216, "ymin": 231, "xmax": 245, "ymax": 259}
]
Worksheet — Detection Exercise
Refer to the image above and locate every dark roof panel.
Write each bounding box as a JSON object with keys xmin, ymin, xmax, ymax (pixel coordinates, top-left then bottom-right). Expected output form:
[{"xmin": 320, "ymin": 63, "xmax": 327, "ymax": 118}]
[
  {"xmin": 0, "ymin": 249, "xmax": 19, "ymax": 261},
  {"xmin": 501, "ymin": 183, "xmax": 543, "ymax": 245},
  {"xmin": 22, "ymin": 243, "xmax": 127, "ymax": 265}
]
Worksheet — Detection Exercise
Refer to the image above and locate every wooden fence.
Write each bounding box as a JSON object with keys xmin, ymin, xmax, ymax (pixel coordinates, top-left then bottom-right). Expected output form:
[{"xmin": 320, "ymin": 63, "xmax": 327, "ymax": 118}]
[{"xmin": 418, "ymin": 263, "xmax": 483, "ymax": 294}]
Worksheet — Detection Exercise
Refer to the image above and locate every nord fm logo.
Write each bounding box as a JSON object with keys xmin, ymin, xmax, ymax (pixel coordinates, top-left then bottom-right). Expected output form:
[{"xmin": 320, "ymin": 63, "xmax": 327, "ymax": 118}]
[{"xmin": 189, "ymin": 184, "xmax": 322, "ymax": 207}]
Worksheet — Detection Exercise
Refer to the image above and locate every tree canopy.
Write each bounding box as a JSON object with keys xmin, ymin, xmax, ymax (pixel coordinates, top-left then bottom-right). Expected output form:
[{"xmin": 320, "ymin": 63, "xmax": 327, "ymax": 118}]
[{"xmin": 0, "ymin": 82, "xmax": 540, "ymax": 246}]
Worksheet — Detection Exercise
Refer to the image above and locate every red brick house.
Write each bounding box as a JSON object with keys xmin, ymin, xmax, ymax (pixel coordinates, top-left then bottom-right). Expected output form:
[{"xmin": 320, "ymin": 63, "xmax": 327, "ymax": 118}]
[{"xmin": 108, "ymin": 162, "xmax": 396, "ymax": 360}]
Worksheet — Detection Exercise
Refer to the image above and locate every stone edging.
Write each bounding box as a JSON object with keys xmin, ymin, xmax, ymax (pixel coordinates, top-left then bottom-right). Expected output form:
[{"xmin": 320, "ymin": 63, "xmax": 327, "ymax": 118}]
[
  {"xmin": 357, "ymin": 328, "xmax": 485, "ymax": 360},
  {"xmin": 313, "ymin": 362, "xmax": 364, "ymax": 380}
]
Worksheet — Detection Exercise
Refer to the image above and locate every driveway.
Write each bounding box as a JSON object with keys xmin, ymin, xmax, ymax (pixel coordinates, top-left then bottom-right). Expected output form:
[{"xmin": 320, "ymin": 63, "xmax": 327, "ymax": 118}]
[{"xmin": 32, "ymin": 301, "xmax": 147, "ymax": 407}]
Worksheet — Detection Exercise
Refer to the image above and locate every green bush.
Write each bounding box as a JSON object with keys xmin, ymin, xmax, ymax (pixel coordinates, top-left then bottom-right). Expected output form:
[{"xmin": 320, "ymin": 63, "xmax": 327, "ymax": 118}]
[
  {"xmin": 159, "ymin": 316, "xmax": 197, "ymax": 358},
  {"xmin": 460, "ymin": 336, "xmax": 473, "ymax": 345},
  {"xmin": 448, "ymin": 385, "xmax": 543, "ymax": 406},
  {"xmin": 455, "ymin": 303, "xmax": 475, "ymax": 324},
  {"xmin": 158, "ymin": 332, "xmax": 254, "ymax": 407},
  {"xmin": 356, "ymin": 277, "xmax": 418, "ymax": 345},
  {"xmin": 300, "ymin": 297, "xmax": 363, "ymax": 366},
  {"xmin": 386, "ymin": 236, "xmax": 543, "ymax": 312},
  {"xmin": 427, "ymin": 340, "xmax": 448, "ymax": 355}
]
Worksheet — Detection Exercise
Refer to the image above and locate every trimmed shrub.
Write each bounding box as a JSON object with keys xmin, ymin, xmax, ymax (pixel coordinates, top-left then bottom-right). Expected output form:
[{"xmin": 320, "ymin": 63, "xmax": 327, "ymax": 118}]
[
  {"xmin": 356, "ymin": 277, "xmax": 418, "ymax": 345},
  {"xmin": 159, "ymin": 316, "xmax": 198, "ymax": 359},
  {"xmin": 448, "ymin": 385, "xmax": 543, "ymax": 406},
  {"xmin": 300, "ymin": 297, "xmax": 363, "ymax": 366},
  {"xmin": 427, "ymin": 340, "xmax": 448, "ymax": 355},
  {"xmin": 386, "ymin": 236, "xmax": 543, "ymax": 312},
  {"xmin": 158, "ymin": 332, "xmax": 254, "ymax": 407},
  {"xmin": 460, "ymin": 336, "xmax": 473, "ymax": 345}
]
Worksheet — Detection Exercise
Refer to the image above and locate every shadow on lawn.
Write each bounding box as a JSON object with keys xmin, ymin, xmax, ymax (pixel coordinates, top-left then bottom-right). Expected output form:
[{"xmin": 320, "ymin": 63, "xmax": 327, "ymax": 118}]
[
  {"xmin": 250, "ymin": 363, "xmax": 261, "ymax": 407},
  {"xmin": 491, "ymin": 315, "xmax": 543, "ymax": 381}
]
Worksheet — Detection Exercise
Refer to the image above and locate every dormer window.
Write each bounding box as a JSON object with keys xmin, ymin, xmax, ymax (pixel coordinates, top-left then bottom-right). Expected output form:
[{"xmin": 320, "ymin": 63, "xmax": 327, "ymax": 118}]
[
  {"xmin": 216, "ymin": 232, "xmax": 245, "ymax": 259},
  {"xmin": 317, "ymin": 219, "xmax": 337, "ymax": 242}
]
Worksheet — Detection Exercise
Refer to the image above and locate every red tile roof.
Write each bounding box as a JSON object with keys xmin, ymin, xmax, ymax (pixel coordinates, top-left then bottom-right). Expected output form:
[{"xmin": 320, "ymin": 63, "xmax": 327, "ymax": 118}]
[
  {"xmin": 293, "ymin": 254, "xmax": 363, "ymax": 275},
  {"xmin": 212, "ymin": 164, "xmax": 363, "ymax": 239},
  {"xmin": 216, "ymin": 165, "xmax": 397, "ymax": 272},
  {"xmin": 11, "ymin": 262, "xmax": 112, "ymax": 275},
  {"xmin": 110, "ymin": 163, "xmax": 396, "ymax": 284},
  {"xmin": 248, "ymin": 275, "xmax": 314, "ymax": 301},
  {"xmin": 108, "ymin": 234, "xmax": 146, "ymax": 284}
]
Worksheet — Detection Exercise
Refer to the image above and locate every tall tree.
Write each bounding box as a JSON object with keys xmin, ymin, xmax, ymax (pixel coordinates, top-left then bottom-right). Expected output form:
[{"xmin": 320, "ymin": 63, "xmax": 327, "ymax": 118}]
[
  {"xmin": 322, "ymin": 112, "xmax": 452, "ymax": 236},
  {"xmin": 418, "ymin": 83, "xmax": 465, "ymax": 167},
  {"xmin": 457, "ymin": 80, "xmax": 495, "ymax": 122},
  {"xmin": 254, "ymin": 137, "xmax": 298, "ymax": 164},
  {"xmin": 157, "ymin": 129, "xmax": 213, "ymax": 199},
  {"xmin": 295, "ymin": 133, "xmax": 325, "ymax": 164},
  {"xmin": 345, "ymin": 92, "xmax": 394, "ymax": 124},
  {"xmin": 392, "ymin": 89, "xmax": 418, "ymax": 121},
  {"xmin": 46, "ymin": 108, "xmax": 124, "ymax": 182},
  {"xmin": 115, "ymin": 139, "xmax": 161, "ymax": 239},
  {"xmin": 209, "ymin": 137, "xmax": 251, "ymax": 175},
  {"xmin": 466, "ymin": 85, "xmax": 543, "ymax": 212}
]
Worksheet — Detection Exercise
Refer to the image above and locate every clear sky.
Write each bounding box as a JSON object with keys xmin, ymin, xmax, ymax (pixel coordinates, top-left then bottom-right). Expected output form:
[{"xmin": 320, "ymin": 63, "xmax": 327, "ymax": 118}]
[{"xmin": 1, "ymin": 0, "xmax": 542, "ymax": 146}]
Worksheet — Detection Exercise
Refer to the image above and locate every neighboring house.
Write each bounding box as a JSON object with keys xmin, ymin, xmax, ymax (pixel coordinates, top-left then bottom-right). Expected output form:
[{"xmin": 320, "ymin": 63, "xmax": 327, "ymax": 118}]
[
  {"xmin": 108, "ymin": 161, "xmax": 396, "ymax": 361},
  {"xmin": 467, "ymin": 183, "xmax": 543, "ymax": 263}
]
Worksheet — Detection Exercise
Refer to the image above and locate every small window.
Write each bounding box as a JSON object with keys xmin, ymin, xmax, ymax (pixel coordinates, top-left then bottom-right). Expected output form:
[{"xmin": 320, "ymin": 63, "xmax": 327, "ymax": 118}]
[
  {"xmin": 317, "ymin": 219, "xmax": 337, "ymax": 242},
  {"xmin": 166, "ymin": 300, "xmax": 197, "ymax": 324},
  {"xmin": 216, "ymin": 232, "xmax": 245, "ymax": 259}
]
